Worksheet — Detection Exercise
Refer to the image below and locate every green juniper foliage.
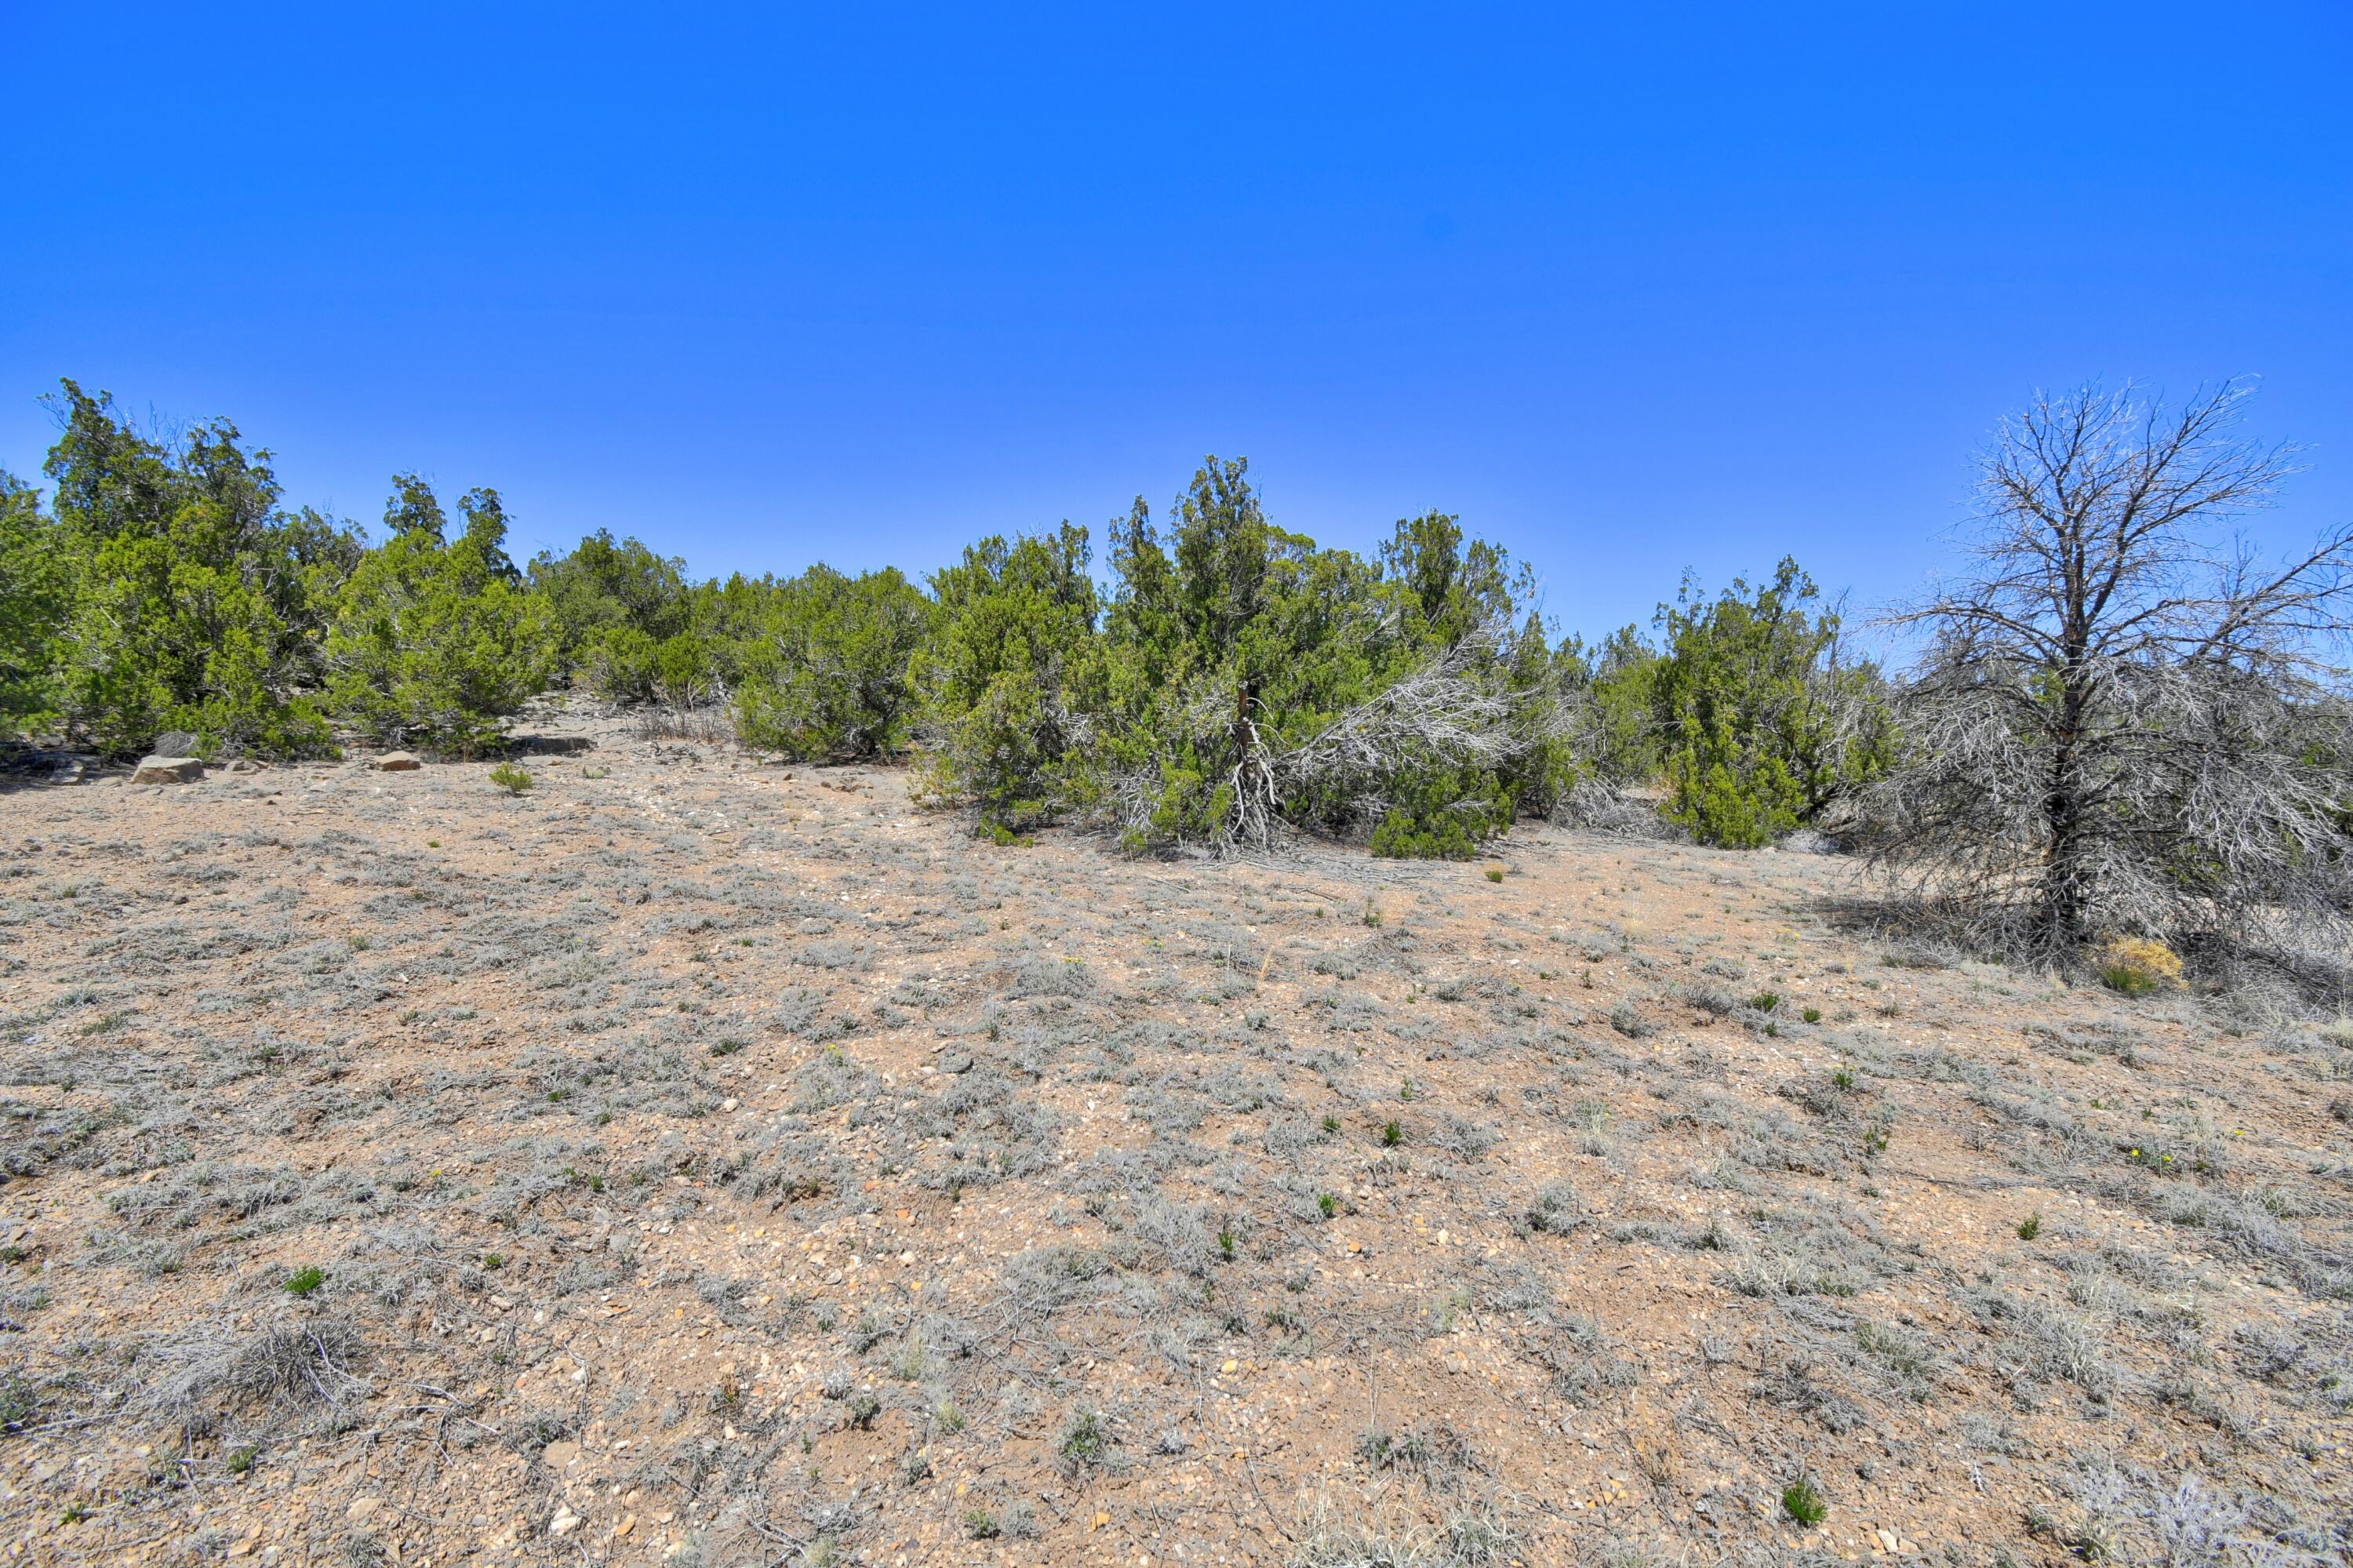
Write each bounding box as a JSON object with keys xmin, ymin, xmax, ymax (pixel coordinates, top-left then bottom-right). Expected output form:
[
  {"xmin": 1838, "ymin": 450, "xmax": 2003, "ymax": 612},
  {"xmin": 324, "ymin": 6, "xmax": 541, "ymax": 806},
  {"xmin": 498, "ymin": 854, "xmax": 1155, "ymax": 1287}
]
[
  {"xmin": 731, "ymin": 565, "xmax": 933, "ymax": 759},
  {"xmin": 526, "ymin": 529, "xmax": 693, "ymax": 696},
  {"xmin": 0, "ymin": 471, "xmax": 66, "ymax": 734},
  {"xmin": 24, "ymin": 377, "xmax": 2333, "ymax": 985},
  {"xmin": 911, "ymin": 523, "xmax": 1101, "ymax": 829},
  {"xmin": 325, "ymin": 477, "xmax": 556, "ymax": 756},
  {"xmin": 34, "ymin": 382, "xmax": 358, "ymax": 758},
  {"xmin": 1652, "ymin": 558, "xmax": 1895, "ymax": 847}
]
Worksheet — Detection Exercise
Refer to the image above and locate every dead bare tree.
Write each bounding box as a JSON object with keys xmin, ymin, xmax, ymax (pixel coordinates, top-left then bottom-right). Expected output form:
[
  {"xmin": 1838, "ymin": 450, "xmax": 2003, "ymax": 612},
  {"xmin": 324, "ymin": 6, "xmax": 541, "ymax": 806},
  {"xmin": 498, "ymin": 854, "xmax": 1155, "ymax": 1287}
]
[{"xmin": 1873, "ymin": 379, "xmax": 2353, "ymax": 959}]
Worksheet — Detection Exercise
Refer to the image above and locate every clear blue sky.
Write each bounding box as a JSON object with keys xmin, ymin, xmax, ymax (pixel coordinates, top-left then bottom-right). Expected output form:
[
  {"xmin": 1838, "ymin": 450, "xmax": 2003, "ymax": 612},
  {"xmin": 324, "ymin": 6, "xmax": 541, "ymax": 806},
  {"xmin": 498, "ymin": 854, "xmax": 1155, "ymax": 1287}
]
[{"xmin": 4, "ymin": 3, "xmax": 2348, "ymax": 646}]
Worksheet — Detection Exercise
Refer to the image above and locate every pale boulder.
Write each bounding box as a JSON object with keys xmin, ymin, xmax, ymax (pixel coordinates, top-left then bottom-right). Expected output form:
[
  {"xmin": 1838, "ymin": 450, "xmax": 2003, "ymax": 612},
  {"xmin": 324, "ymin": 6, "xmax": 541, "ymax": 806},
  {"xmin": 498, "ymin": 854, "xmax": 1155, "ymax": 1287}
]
[{"xmin": 132, "ymin": 755, "xmax": 205, "ymax": 784}]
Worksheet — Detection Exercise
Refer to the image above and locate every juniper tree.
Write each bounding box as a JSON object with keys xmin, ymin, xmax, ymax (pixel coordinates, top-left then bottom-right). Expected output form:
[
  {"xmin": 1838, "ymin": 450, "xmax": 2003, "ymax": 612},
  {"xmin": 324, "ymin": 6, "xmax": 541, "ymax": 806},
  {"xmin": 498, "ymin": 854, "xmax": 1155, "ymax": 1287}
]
[{"xmin": 1876, "ymin": 380, "xmax": 2353, "ymax": 957}]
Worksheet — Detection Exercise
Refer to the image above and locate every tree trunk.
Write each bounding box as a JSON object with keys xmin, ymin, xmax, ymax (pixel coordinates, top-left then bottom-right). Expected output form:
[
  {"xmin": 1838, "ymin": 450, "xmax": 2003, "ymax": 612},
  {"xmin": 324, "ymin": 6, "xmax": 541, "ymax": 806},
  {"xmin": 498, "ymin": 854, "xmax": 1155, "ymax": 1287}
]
[{"xmin": 2040, "ymin": 677, "xmax": 2089, "ymax": 951}]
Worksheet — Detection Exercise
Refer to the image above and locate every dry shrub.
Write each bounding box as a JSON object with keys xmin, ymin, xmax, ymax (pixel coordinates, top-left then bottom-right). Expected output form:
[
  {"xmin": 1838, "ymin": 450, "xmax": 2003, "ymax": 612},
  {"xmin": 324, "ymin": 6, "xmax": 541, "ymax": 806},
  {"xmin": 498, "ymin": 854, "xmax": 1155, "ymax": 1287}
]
[{"xmin": 2098, "ymin": 936, "xmax": 2184, "ymax": 995}]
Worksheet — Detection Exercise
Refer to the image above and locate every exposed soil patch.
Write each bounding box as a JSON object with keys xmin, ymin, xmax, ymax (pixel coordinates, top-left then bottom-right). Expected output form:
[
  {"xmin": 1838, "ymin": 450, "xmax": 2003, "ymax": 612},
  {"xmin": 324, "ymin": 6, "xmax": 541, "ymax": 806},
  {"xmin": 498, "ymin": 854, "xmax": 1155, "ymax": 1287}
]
[{"xmin": 2, "ymin": 709, "xmax": 2347, "ymax": 1566}]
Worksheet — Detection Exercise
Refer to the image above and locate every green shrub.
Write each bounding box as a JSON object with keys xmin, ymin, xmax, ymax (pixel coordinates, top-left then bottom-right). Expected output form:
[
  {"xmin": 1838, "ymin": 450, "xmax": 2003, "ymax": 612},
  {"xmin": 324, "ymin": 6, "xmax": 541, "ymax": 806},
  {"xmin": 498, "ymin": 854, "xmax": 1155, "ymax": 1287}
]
[
  {"xmin": 527, "ymin": 529, "xmax": 691, "ymax": 686},
  {"xmin": 0, "ymin": 472, "xmax": 67, "ymax": 735},
  {"xmin": 911, "ymin": 525, "xmax": 1100, "ymax": 831},
  {"xmin": 488, "ymin": 763, "xmax": 533, "ymax": 795},
  {"xmin": 733, "ymin": 566, "xmax": 931, "ymax": 758},
  {"xmin": 31, "ymin": 382, "xmax": 355, "ymax": 758},
  {"xmin": 1781, "ymin": 1477, "xmax": 1827, "ymax": 1526},
  {"xmin": 325, "ymin": 478, "xmax": 555, "ymax": 756},
  {"xmin": 1369, "ymin": 762, "xmax": 1512, "ymax": 860},
  {"xmin": 283, "ymin": 1265, "xmax": 325, "ymax": 1297},
  {"xmin": 1653, "ymin": 558, "xmax": 1893, "ymax": 847}
]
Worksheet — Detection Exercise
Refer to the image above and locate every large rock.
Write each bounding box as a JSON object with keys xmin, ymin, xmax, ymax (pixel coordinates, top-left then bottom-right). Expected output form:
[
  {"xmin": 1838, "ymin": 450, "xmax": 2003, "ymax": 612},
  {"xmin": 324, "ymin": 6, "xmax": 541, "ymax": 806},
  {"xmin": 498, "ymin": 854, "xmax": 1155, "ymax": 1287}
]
[
  {"xmin": 151, "ymin": 730, "xmax": 199, "ymax": 757},
  {"xmin": 373, "ymin": 751, "xmax": 423, "ymax": 772},
  {"xmin": 132, "ymin": 755, "xmax": 205, "ymax": 784}
]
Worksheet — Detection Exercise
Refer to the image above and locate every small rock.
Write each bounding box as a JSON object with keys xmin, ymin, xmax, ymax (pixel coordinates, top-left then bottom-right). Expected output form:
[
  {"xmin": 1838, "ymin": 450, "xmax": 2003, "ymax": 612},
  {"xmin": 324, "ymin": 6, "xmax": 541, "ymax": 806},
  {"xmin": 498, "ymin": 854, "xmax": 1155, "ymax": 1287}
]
[
  {"xmin": 48, "ymin": 759, "xmax": 85, "ymax": 785},
  {"xmin": 373, "ymin": 751, "xmax": 422, "ymax": 772},
  {"xmin": 549, "ymin": 1507, "xmax": 583, "ymax": 1537},
  {"xmin": 132, "ymin": 755, "xmax": 205, "ymax": 784},
  {"xmin": 720, "ymin": 1097, "xmax": 740, "ymax": 1112},
  {"xmin": 152, "ymin": 730, "xmax": 199, "ymax": 756},
  {"xmin": 938, "ymin": 1050, "xmax": 974, "ymax": 1075},
  {"xmin": 540, "ymin": 1440, "xmax": 580, "ymax": 1470},
  {"xmin": 346, "ymin": 1497, "xmax": 380, "ymax": 1522}
]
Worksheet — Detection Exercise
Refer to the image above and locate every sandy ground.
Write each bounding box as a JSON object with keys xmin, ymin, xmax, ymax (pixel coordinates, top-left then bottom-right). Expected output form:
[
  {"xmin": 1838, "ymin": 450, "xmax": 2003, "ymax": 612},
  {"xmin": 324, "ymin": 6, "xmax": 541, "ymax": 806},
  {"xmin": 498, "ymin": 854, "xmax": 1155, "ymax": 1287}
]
[{"xmin": 2, "ymin": 708, "xmax": 2347, "ymax": 1567}]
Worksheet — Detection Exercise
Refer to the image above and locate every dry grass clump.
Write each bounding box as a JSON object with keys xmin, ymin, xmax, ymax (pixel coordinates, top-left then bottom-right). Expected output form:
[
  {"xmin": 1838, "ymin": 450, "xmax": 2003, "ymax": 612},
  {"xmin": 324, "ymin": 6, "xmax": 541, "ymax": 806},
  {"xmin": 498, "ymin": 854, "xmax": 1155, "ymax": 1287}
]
[{"xmin": 2098, "ymin": 935, "xmax": 2184, "ymax": 996}]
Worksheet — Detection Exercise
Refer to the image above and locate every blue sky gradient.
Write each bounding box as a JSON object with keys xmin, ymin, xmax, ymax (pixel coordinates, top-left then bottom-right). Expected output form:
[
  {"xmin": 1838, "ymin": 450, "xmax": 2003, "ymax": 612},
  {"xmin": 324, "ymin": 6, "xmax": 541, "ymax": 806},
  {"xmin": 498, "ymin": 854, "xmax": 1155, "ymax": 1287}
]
[{"xmin": 3, "ymin": 2, "xmax": 2348, "ymax": 646}]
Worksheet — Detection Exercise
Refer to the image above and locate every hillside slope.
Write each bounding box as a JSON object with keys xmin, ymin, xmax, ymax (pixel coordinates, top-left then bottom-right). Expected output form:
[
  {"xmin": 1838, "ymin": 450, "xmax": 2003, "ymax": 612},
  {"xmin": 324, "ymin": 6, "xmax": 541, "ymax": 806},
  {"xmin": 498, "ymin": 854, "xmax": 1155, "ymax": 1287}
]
[{"xmin": 2, "ymin": 712, "xmax": 2347, "ymax": 1566}]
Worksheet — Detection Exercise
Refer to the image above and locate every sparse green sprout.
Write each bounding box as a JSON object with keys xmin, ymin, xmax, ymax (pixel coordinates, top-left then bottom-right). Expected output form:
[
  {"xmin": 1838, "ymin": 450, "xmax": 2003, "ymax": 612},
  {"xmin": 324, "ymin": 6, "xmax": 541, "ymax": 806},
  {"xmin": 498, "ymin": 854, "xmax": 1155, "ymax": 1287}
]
[
  {"xmin": 0, "ymin": 1373, "xmax": 41, "ymax": 1435},
  {"xmin": 1398, "ymin": 1078, "xmax": 1416, "ymax": 1101},
  {"xmin": 1802, "ymin": 1006, "xmax": 1822, "ymax": 1024},
  {"xmin": 1751, "ymin": 991, "xmax": 1780, "ymax": 1011},
  {"xmin": 226, "ymin": 1446, "xmax": 257, "ymax": 1475},
  {"xmin": 2017, "ymin": 1213, "xmax": 2042, "ymax": 1241},
  {"xmin": 1362, "ymin": 899, "xmax": 1383, "ymax": 928},
  {"xmin": 1831, "ymin": 1068, "xmax": 1855, "ymax": 1090},
  {"xmin": 1218, "ymin": 1227, "xmax": 1238, "ymax": 1261},
  {"xmin": 482, "ymin": 1253, "xmax": 505, "ymax": 1270},
  {"xmin": 964, "ymin": 1509, "xmax": 999, "ymax": 1539},
  {"xmin": 1318, "ymin": 1192, "xmax": 1339, "ymax": 1219},
  {"xmin": 1058, "ymin": 1410, "xmax": 1107, "ymax": 1472},
  {"xmin": 283, "ymin": 1265, "xmax": 325, "ymax": 1297},
  {"xmin": 488, "ymin": 762, "xmax": 533, "ymax": 795},
  {"xmin": 1381, "ymin": 1120, "xmax": 1403, "ymax": 1147},
  {"xmin": 1321, "ymin": 1115, "xmax": 1340, "ymax": 1134},
  {"xmin": 1485, "ymin": 866, "xmax": 1504, "ymax": 883},
  {"xmin": 934, "ymin": 1402, "xmax": 965, "ymax": 1435},
  {"xmin": 1782, "ymin": 1477, "xmax": 1827, "ymax": 1526}
]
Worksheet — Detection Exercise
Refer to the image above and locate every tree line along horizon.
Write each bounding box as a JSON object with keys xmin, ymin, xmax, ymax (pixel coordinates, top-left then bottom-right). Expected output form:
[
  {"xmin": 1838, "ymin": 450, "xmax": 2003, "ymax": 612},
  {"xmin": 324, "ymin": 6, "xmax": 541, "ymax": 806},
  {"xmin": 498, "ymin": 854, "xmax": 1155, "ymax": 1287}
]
[{"xmin": 4, "ymin": 376, "xmax": 2351, "ymax": 970}]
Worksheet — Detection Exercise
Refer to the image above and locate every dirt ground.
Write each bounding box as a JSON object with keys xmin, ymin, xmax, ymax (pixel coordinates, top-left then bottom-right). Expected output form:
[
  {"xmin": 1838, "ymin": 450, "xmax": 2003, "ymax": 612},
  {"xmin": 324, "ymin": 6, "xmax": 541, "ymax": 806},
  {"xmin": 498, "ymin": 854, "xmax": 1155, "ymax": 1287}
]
[{"xmin": 2, "ymin": 708, "xmax": 2348, "ymax": 1567}]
